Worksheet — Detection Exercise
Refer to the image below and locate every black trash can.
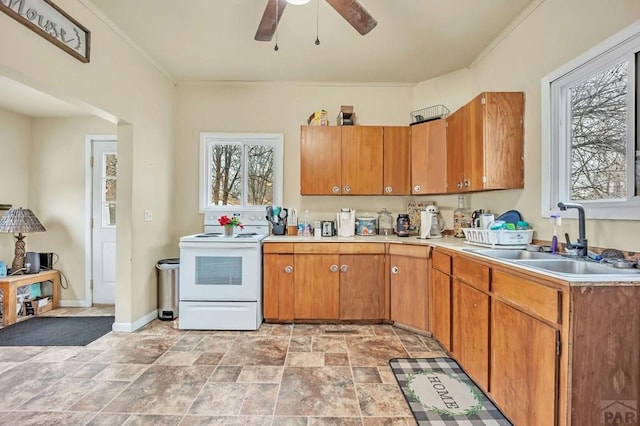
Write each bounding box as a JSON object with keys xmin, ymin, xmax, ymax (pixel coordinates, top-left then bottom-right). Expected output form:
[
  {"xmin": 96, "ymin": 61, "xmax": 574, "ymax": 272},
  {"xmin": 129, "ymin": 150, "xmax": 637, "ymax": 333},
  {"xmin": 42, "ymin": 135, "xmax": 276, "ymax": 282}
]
[{"xmin": 156, "ymin": 258, "xmax": 179, "ymax": 321}]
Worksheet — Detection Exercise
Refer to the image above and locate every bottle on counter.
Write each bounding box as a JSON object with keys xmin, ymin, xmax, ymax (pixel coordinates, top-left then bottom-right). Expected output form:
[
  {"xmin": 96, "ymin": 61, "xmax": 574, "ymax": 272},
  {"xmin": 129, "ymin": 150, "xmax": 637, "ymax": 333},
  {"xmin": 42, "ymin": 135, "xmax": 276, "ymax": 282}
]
[
  {"xmin": 396, "ymin": 213, "xmax": 411, "ymax": 237},
  {"xmin": 453, "ymin": 194, "xmax": 471, "ymax": 238}
]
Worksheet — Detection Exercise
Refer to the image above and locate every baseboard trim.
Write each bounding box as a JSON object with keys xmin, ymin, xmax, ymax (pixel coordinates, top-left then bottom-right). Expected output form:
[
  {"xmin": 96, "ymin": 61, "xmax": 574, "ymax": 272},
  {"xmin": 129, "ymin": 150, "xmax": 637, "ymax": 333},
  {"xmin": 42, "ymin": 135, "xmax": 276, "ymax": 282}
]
[{"xmin": 112, "ymin": 310, "xmax": 157, "ymax": 333}]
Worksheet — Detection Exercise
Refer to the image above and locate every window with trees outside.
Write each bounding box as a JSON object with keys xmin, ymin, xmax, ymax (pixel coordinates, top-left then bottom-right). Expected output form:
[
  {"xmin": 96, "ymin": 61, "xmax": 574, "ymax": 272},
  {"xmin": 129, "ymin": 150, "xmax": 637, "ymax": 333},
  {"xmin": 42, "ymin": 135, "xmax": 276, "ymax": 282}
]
[
  {"xmin": 199, "ymin": 133, "xmax": 283, "ymax": 212},
  {"xmin": 543, "ymin": 23, "xmax": 640, "ymax": 219}
]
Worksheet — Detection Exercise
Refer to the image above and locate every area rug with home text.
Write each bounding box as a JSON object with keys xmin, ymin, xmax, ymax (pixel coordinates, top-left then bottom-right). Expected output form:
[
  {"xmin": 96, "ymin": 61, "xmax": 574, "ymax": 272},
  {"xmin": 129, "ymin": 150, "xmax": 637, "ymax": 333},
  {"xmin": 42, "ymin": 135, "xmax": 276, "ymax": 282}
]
[
  {"xmin": 0, "ymin": 316, "xmax": 114, "ymax": 346},
  {"xmin": 390, "ymin": 357, "xmax": 512, "ymax": 425}
]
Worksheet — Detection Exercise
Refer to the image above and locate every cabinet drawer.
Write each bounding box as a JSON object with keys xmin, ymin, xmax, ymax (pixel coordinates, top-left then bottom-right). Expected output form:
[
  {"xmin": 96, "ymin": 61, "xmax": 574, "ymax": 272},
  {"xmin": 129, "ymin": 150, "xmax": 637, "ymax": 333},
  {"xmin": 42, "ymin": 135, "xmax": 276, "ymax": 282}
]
[
  {"xmin": 492, "ymin": 270, "xmax": 560, "ymax": 324},
  {"xmin": 389, "ymin": 244, "xmax": 431, "ymax": 258},
  {"xmin": 453, "ymin": 256, "xmax": 489, "ymax": 292},
  {"xmin": 432, "ymin": 250, "xmax": 451, "ymax": 275},
  {"xmin": 263, "ymin": 243, "xmax": 294, "ymax": 254}
]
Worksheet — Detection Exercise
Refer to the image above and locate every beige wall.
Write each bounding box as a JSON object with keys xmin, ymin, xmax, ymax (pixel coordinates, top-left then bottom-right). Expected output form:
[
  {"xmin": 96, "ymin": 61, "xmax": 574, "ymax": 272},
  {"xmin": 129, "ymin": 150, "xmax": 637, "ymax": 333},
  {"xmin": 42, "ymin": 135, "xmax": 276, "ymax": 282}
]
[
  {"xmin": 174, "ymin": 83, "xmax": 415, "ymax": 239},
  {"xmin": 466, "ymin": 0, "xmax": 640, "ymax": 251},
  {"xmin": 0, "ymin": 0, "xmax": 176, "ymax": 328},
  {"xmin": 0, "ymin": 108, "xmax": 31, "ymax": 262},
  {"xmin": 28, "ymin": 117, "xmax": 116, "ymax": 304}
]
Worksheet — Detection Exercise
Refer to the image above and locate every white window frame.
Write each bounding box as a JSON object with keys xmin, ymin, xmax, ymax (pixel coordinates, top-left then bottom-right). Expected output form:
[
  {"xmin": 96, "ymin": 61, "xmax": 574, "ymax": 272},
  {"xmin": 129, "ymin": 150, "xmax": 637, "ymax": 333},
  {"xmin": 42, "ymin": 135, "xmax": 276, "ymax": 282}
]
[
  {"xmin": 199, "ymin": 132, "xmax": 283, "ymax": 213},
  {"xmin": 541, "ymin": 20, "xmax": 640, "ymax": 220}
]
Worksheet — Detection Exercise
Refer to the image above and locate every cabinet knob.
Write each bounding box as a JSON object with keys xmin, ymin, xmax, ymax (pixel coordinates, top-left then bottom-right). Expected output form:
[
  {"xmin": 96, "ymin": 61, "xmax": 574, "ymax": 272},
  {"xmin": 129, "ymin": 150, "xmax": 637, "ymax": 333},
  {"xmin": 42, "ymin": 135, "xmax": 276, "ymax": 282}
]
[
  {"xmin": 340, "ymin": 264, "xmax": 348, "ymax": 272},
  {"xmin": 457, "ymin": 182, "xmax": 463, "ymax": 189},
  {"xmin": 284, "ymin": 265, "xmax": 293, "ymax": 274},
  {"xmin": 391, "ymin": 266, "xmax": 399, "ymax": 274},
  {"xmin": 464, "ymin": 180, "xmax": 471, "ymax": 188},
  {"xmin": 385, "ymin": 186, "xmax": 393, "ymax": 193},
  {"xmin": 330, "ymin": 264, "xmax": 339, "ymax": 272},
  {"xmin": 343, "ymin": 185, "xmax": 351, "ymax": 193},
  {"xmin": 413, "ymin": 185, "xmax": 421, "ymax": 193},
  {"xmin": 332, "ymin": 185, "xmax": 340, "ymax": 193}
]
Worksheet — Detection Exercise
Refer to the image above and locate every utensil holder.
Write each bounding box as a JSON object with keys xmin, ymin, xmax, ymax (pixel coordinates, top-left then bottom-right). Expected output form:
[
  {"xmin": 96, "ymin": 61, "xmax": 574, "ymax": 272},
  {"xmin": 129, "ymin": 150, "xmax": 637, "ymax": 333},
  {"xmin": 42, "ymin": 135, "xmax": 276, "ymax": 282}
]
[{"xmin": 272, "ymin": 224, "xmax": 286, "ymax": 235}]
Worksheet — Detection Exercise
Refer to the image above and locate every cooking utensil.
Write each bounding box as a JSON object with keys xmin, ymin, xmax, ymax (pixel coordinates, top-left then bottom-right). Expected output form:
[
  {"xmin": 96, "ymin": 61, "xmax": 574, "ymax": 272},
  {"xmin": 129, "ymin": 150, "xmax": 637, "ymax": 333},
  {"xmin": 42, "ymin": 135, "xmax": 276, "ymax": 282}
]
[{"xmin": 496, "ymin": 210, "xmax": 523, "ymax": 225}]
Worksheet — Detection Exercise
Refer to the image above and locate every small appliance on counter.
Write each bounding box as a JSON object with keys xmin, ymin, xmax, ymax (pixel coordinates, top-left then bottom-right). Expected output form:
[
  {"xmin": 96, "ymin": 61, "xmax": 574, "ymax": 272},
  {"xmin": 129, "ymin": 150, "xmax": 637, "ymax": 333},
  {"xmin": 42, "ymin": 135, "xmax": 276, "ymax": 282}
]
[
  {"xmin": 321, "ymin": 220, "xmax": 336, "ymax": 237},
  {"xmin": 356, "ymin": 215, "xmax": 377, "ymax": 236},
  {"xmin": 337, "ymin": 208, "xmax": 356, "ymax": 237},
  {"xmin": 420, "ymin": 204, "xmax": 445, "ymax": 239}
]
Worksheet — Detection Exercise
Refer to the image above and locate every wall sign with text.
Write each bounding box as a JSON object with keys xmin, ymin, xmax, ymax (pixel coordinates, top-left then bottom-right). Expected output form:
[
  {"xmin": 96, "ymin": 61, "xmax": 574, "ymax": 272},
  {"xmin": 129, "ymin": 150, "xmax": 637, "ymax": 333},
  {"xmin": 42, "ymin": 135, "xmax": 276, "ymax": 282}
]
[{"xmin": 0, "ymin": 0, "xmax": 90, "ymax": 63}]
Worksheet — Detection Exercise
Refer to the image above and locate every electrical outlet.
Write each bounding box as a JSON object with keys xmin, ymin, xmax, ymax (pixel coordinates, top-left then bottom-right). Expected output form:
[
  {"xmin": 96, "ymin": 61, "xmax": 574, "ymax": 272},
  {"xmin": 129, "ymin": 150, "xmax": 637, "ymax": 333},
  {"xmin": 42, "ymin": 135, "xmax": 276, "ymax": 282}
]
[{"xmin": 144, "ymin": 209, "xmax": 153, "ymax": 222}]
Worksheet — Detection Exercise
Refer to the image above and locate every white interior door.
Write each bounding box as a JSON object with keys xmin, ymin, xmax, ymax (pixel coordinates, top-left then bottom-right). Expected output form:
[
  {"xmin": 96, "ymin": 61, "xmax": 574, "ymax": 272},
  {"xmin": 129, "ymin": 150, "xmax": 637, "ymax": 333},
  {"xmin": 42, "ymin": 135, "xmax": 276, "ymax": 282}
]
[{"xmin": 92, "ymin": 140, "xmax": 117, "ymax": 304}]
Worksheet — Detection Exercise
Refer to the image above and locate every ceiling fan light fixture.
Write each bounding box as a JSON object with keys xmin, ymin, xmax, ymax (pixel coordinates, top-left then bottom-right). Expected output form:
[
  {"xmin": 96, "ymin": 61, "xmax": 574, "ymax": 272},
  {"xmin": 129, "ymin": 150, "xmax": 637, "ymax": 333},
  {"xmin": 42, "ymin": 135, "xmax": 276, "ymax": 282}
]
[{"xmin": 286, "ymin": 0, "xmax": 311, "ymax": 5}]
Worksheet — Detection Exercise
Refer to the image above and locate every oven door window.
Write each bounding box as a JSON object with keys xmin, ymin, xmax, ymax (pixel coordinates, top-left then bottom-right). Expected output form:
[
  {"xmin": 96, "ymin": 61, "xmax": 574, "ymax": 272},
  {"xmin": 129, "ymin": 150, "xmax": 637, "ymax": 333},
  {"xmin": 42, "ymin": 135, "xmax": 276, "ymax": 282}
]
[{"xmin": 196, "ymin": 256, "xmax": 242, "ymax": 286}]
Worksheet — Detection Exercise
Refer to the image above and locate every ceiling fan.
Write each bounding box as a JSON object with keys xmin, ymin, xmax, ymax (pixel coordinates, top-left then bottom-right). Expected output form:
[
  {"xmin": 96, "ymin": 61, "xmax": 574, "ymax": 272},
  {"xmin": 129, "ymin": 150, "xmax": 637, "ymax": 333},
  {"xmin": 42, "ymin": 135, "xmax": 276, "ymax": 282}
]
[{"xmin": 254, "ymin": 0, "xmax": 377, "ymax": 41}]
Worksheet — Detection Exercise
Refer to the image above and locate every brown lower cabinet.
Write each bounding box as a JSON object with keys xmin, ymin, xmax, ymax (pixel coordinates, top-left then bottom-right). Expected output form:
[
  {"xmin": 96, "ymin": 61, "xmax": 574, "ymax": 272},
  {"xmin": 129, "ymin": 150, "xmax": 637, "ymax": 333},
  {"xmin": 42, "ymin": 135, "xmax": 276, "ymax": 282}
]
[
  {"xmin": 262, "ymin": 242, "xmax": 385, "ymax": 321},
  {"xmin": 389, "ymin": 244, "xmax": 430, "ymax": 331},
  {"xmin": 429, "ymin": 249, "xmax": 452, "ymax": 351}
]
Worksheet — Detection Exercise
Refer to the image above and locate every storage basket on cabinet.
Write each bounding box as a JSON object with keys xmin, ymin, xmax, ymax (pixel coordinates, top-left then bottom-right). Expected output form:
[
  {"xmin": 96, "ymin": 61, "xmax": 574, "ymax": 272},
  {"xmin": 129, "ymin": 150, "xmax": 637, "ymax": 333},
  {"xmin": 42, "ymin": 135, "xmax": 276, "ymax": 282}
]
[{"xmin": 410, "ymin": 105, "xmax": 450, "ymax": 125}]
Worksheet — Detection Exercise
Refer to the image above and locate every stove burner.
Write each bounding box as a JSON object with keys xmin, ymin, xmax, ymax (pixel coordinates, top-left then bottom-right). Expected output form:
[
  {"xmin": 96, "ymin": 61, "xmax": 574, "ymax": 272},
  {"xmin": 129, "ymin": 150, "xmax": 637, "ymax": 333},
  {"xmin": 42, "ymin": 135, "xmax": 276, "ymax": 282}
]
[{"xmin": 235, "ymin": 233, "xmax": 258, "ymax": 238}]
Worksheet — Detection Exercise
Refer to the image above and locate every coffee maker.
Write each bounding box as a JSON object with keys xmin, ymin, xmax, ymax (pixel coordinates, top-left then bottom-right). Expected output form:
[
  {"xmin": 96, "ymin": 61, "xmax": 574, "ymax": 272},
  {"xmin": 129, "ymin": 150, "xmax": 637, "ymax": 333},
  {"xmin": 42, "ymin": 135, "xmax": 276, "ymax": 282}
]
[
  {"xmin": 336, "ymin": 208, "xmax": 355, "ymax": 237},
  {"xmin": 420, "ymin": 204, "xmax": 445, "ymax": 239}
]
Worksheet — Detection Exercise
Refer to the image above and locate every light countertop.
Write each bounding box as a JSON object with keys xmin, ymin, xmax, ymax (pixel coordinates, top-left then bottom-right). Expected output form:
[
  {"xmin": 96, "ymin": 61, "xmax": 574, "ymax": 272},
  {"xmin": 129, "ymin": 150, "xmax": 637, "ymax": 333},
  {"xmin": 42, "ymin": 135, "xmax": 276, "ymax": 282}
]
[{"xmin": 263, "ymin": 234, "xmax": 640, "ymax": 286}]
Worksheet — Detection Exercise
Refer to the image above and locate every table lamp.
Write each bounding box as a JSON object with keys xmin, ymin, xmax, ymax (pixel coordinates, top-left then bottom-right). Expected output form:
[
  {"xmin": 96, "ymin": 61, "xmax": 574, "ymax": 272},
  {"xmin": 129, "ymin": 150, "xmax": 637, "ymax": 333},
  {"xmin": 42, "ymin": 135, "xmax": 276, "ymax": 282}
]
[{"xmin": 0, "ymin": 207, "xmax": 46, "ymax": 274}]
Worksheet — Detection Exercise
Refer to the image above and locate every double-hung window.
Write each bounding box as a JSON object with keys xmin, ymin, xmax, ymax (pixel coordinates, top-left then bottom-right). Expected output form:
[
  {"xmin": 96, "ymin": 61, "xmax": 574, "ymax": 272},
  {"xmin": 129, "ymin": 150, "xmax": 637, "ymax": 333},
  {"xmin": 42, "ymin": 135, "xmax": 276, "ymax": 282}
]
[
  {"xmin": 543, "ymin": 22, "xmax": 640, "ymax": 219},
  {"xmin": 199, "ymin": 132, "xmax": 283, "ymax": 212}
]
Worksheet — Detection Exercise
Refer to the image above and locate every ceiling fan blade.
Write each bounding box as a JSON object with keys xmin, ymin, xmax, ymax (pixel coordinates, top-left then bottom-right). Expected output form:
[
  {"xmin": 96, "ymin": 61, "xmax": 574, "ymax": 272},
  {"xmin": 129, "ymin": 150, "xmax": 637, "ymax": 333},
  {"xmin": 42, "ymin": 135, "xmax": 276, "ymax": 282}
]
[
  {"xmin": 324, "ymin": 0, "xmax": 377, "ymax": 35},
  {"xmin": 255, "ymin": 0, "xmax": 288, "ymax": 41}
]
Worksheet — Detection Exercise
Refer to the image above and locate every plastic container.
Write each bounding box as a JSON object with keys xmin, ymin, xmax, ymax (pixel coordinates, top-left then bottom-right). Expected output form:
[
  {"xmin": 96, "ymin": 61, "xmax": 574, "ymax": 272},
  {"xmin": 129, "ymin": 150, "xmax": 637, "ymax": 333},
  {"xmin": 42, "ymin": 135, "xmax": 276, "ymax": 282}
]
[
  {"xmin": 156, "ymin": 258, "xmax": 179, "ymax": 321},
  {"xmin": 462, "ymin": 228, "xmax": 535, "ymax": 246},
  {"xmin": 356, "ymin": 216, "xmax": 377, "ymax": 235}
]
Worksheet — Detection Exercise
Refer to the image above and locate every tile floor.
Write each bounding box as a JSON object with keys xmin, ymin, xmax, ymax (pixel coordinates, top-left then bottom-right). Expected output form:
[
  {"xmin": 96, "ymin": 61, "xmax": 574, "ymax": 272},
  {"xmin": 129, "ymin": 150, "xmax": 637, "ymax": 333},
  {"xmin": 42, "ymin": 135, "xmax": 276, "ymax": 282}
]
[{"xmin": 0, "ymin": 307, "xmax": 446, "ymax": 425}]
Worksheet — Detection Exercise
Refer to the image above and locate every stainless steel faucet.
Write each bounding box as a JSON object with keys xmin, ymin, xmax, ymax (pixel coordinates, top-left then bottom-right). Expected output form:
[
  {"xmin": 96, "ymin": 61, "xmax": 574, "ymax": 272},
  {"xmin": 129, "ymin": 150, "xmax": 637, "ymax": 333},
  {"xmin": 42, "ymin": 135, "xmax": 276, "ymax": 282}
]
[{"xmin": 557, "ymin": 202, "xmax": 587, "ymax": 257}]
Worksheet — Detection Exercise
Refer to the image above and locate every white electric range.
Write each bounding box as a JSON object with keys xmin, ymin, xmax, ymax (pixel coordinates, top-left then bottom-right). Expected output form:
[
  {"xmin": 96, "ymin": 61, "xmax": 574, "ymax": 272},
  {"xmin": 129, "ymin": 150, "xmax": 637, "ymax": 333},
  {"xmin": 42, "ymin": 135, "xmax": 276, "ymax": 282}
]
[{"xmin": 178, "ymin": 212, "xmax": 268, "ymax": 330}]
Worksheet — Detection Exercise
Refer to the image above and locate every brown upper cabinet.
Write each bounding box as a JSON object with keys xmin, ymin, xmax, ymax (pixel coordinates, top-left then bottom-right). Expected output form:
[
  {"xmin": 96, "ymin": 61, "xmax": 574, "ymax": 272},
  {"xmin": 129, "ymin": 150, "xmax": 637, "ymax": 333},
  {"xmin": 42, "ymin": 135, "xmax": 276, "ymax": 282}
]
[
  {"xmin": 300, "ymin": 125, "xmax": 383, "ymax": 195},
  {"xmin": 411, "ymin": 118, "xmax": 447, "ymax": 194},
  {"xmin": 382, "ymin": 126, "xmax": 411, "ymax": 195},
  {"xmin": 446, "ymin": 92, "xmax": 524, "ymax": 192}
]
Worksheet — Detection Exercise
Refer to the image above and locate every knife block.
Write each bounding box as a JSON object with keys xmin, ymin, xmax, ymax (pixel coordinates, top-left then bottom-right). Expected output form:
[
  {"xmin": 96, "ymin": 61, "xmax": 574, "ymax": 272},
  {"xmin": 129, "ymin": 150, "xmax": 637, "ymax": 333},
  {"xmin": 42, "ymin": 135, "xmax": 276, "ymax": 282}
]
[{"xmin": 272, "ymin": 224, "xmax": 286, "ymax": 235}]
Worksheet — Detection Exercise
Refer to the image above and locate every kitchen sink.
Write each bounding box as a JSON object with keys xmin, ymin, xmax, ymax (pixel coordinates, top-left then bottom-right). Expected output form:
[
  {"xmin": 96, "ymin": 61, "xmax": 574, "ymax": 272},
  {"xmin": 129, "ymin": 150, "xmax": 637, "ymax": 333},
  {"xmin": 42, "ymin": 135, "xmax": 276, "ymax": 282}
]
[
  {"xmin": 462, "ymin": 248, "xmax": 570, "ymax": 261},
  {"xmin": 513, "ymin": 259, "xmax": 640, "ymax": 275},
  {"xmin": 463, "ymin": 248, "xmax": 640, "ymax": 278}
]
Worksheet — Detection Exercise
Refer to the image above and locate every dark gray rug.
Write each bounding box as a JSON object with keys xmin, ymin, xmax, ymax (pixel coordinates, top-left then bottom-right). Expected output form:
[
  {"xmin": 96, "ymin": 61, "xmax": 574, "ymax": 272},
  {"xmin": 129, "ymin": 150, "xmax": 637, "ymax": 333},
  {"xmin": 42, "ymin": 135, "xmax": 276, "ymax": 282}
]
[
  {"xmin": 0, "ymin": 316, "xmax": 114, "ymax": 346},
  {"xmin": 390, "ymin": 357, "xmax": 512, "ymax": 425}
]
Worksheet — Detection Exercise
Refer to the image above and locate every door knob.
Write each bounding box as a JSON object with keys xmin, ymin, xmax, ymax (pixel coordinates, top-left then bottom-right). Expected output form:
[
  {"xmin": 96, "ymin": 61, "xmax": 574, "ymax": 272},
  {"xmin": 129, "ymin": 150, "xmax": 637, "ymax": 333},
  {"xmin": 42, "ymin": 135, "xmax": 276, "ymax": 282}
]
[
  {"xmin": 413, "ymin": 185, "xmax": 421, "ymax": 193},
  {"xmin": 284, "ymin": 265, "xmax": 293, "ymax": 273},
  {"xmin": 385, "ymin": 186, "xmax": 393, "ymax": 193},
  {"xmin": 391, "ymin": 266, "xmax": 399, "ymax": 274},
  {"xmin": 332, "ymin": 185, "xmax": 340, "ymax": 193},
  {"xmin": 343, "ymin": 186, "xmax": 351, "ymax": 193},
  {"xmin": 330, "ymin": 264, "xmax": 339, "ymax": 272},
  {"xmin": 340, "ymin": 265, "xmax": 348, "ymax": 272}
]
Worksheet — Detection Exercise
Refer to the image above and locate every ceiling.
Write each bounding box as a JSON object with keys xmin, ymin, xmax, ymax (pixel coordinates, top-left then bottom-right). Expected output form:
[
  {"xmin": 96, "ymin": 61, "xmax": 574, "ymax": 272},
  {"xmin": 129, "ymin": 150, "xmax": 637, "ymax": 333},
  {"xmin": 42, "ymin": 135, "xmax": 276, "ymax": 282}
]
[
  {"xmin": 0, "ymin": 0, "xmax": 537, "ymax": 118},
  {"xmin": 85, "ymin": 0, "xmax": 538, "ymax": 83}
]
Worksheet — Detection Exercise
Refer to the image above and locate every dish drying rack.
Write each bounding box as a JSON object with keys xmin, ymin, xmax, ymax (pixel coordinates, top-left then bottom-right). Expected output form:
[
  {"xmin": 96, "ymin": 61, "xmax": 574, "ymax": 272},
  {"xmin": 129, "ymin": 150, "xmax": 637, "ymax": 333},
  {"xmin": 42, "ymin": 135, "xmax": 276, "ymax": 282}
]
[
  {"xmin": 462, "ymin": 228, "xmax": 534, "ymax": 249},
  {"xmin": 410, "ymin": 105, "xmax": 450, "ymax": 125}
]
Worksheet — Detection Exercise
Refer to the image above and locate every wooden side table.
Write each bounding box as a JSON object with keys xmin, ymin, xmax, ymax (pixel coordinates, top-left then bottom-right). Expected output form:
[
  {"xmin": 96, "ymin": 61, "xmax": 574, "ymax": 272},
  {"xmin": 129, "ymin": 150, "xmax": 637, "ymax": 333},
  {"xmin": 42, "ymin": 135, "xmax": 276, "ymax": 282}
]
[{"xmin": 0, "ymin": 270, "xmax": 60, "ymax": 326}]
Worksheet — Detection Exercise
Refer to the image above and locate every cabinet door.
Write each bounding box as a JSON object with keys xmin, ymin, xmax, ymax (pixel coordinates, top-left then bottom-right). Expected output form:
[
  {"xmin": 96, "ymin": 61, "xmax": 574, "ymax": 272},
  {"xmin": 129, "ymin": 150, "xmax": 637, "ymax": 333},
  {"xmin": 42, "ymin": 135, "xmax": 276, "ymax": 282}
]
[
  {"xmin": 294, "ymin": 254, "xmax": 340, "ymax": 319},
  {"xmin": 429, "ymin": 268, "xmax": 451, "ymax": 351},
  {"xmin": 382, "ymin": 126, "xmax": 411, "ymax": 195},
  {"xmin": 446, "ymin": 104, "xmax": 470, "ymax": 192},
  {"xmin": 341, "ymin": 126, "xmax": 383, "ymax": 195},
  {"xmin": 491, "ymin": 300, "xmax": 558, "ymax": 426},
  {"xmin": 263, "ymin": 254, "xmax": 294, "ymax": 320},
  {"xmin": 300, "ymin": 126, "xmax": 342, "ymax": 195},
  {"xmin": 452, "ymin": 279, "xmax": 489, "ymax": 390},
  {"xmin": 482, "ymin": 92, "xmax": 524, "ymax": 190},
  {"xmin": 339, "ymin": 254, "xmax": 385, "ymax": 320},
  {"xmin": 390, "ymin": 255, "xmax": 428, "ymax": 331},
  {"xmin": 411, "ymin": 119, "xmax": 447, "ymax": 194}
]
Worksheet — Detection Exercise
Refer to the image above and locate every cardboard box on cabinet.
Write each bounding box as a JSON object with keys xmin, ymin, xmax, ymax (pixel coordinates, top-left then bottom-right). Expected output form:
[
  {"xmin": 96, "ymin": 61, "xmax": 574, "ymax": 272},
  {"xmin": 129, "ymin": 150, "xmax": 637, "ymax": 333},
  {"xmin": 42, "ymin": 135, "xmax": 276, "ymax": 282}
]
[{"xmin": 337, "ymin": 105, "xmax": 355, "ymax": 125}]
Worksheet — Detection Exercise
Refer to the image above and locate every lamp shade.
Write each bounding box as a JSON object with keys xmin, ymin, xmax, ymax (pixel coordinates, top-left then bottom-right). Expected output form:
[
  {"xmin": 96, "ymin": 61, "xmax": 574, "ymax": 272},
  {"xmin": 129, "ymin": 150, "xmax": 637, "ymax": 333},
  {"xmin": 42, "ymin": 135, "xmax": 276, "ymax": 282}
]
[{"xmin": 0, "ymin": 207, "xmax": 46, "ymax": 233}]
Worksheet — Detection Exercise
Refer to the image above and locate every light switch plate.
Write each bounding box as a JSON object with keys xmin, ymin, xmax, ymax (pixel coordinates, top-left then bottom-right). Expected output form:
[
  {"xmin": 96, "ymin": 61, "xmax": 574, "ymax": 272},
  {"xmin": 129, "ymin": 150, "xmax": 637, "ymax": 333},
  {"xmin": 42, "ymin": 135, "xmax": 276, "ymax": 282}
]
[{"xmin": 144, "ymin": 209, "xmax": 152, "ymax": 221}]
